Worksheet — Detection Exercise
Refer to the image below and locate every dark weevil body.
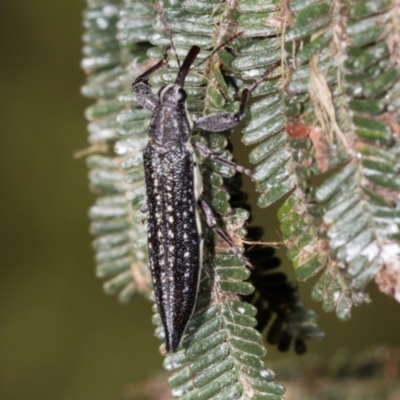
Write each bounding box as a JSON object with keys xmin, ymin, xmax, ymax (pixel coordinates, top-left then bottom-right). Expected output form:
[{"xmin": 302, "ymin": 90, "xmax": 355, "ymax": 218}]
[
  {"xmin": 132, "ymin": 46, "xmax": 271, "ymax": 352},
  {"xmin": 141, "ymin": 49, "xmax": 203, "ymax": 352}
]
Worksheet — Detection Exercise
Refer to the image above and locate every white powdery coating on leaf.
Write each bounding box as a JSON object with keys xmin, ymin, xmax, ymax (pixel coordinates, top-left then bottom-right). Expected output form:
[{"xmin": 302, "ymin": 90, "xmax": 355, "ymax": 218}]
[
  {"xmin": 333, "ymin": 289, "xmax": 341, "ymax": 303},
  {"xmin": 102, "ymin": 5, "xmax": 119, "ymax": 17},
  {"xmin": 260, "ymin": 369, "xmax": 271, "ymax": 378},
  {"xmin": 345, "ymin": 231, "xmax": 372, "ymax": 262},
  {"xmin": 378, "ymin": 221, "xmax": 400, "ymax": 235},
  {"xmin": 171, "ymin": 388, "xmax": 184, "ymax": 397},
  {"xmin": 96, "ymin": 17, "xmax": 109, "ymax": 29},
  {"xmin": 381, "ymin": 243, "xmax": 400, "ymax": 264},
  {"xmin": 361, "ymin": 241, "xmax": 380, "ymax": 262},
  {"xmin": 382, "ymin": 242, "xmax": 400, "ymax": 302}
]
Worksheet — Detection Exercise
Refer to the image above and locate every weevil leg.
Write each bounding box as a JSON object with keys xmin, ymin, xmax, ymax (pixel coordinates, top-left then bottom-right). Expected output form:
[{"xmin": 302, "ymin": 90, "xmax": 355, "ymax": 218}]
[
  {"xmin": 133, "ymin": 52, "xmax": 168, "ymax": 84},
  {"xmin": 194, "ymin": 109, "xmax": 244, "ymax": 132},
  {"xmin": 132, "ymin": 54, "xmax": 168, "ymax": 112},
  {"xmin": 132, "ymin": 81, "xmax": 159, "ymax": 112},
  {"xmin": 194, "ymin": 65, "xmax": 275, "ymax": 132},
  {"xmin": 198, "ymin": 200, "xmax": 254, "ymax": 270},
  {"xmin": 193, "ymin": 141, "xmax": 253, "ymax": 177}
]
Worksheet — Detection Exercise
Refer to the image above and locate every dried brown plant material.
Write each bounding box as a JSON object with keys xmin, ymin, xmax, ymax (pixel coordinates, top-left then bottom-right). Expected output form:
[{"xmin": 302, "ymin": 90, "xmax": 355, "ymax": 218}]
[
  {"xmin": 285, "ymin": 117, "xmax": 310, "ymax": 138},
  {"xmin": 309, "ymin": 55, "xmax": 353, "ymax": 156},
  {"xmin": 375, "ymin": 265, "xmax": 400, "ymax": 300},
  {"xmin": 379, "ymin": 112, "xmax": 400, "ymax": 137},
  {"xmin": 285, "ymin": 119, "xmax": 330, "ymax": 172},
  {"xmin": 73, "ymin": 142, "xmax": 109, "ymax": 158},
  {"xmin": 309, "ymin": 125, "xmax": 330, "ymax": 173},
  {"xmin": 131, "ymin": 261, "xmax": 152, "ymax": 297},
  {"xmin": 387, "ymin": 2, "xmax": 400, "ymax": 68}
]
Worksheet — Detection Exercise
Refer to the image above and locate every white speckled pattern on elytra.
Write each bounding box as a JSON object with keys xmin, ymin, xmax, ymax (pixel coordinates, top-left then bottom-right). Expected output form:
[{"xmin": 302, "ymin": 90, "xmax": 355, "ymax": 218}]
[{"xmin": 133, "ymin": 44, "xmax": 267, "ymax": 352}]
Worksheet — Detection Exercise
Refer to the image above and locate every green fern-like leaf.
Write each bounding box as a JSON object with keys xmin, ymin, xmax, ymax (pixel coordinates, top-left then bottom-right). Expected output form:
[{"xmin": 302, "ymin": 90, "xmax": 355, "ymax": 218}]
[
  {"xmin": 154, "ymin": 257, "xmax": 286, "ymax": 399},
  {"xmin": 81, "ymin": 0, "xmax": 327, "ymax": 398},
  {"xmin": 286, "ymin": 0, "xmax": 400, "ymax": 318},
  {"xmin": 245, "ymin": 245, "xmax": 324, "ymax": 354},
  {"xmin": 81, "ymin": 0, "xmax": 155, "ymax": 302},
  {"xmin": 143, "ymin": 0, "xmax": 287, "ymax": 396},
  {"xmin": 234, "ymin": 0, "xmax": 400, "ymax": 319}
]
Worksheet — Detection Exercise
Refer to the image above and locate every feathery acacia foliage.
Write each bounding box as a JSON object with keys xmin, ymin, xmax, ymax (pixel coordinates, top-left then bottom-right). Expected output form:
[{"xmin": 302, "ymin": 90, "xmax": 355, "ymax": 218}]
[
  {"xmin": 81, "ymin": 0, "xmax": 154, "ymax": 303},
  {"xmin": 231, "ymin": 0, "xmax": 400, "ymax": 319},
  {"xmin": 80, "ymin": 0, "xmax": 399, "ymax": 398},
  {"xmin": 235, "ymin": 1, "xmax": 400, "ymax": 319},
  {"xmin": 80, "ymin": 0, "xmax": 292, "ymax": 398},
  {"xmin": 123, "ymin": 346, "xmax": 400, "ymax": 400},
  {"xmin": 272, "ymin": 346, "xmax": 400, "ymax": 399}
]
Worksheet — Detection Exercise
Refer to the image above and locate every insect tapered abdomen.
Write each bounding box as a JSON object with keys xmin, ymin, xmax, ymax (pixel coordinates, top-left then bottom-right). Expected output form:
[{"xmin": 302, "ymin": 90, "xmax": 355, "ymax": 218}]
[{"xmin": 144, "ymin": 142, "xmax": 202, "ymax": 352}]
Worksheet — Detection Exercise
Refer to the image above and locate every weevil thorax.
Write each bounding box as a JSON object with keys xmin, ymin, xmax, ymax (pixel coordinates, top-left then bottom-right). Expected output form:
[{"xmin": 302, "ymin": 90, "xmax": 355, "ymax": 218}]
[{"xmin": 148, "ymin": 84, "xmax": 193, "ymax": 146}]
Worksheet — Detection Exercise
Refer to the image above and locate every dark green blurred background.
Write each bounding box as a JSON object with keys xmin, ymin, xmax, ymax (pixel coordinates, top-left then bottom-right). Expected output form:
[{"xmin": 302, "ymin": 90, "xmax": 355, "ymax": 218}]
[{"xmin": 1, "ymin": 1, "xmax": 400, "ymax": 399}]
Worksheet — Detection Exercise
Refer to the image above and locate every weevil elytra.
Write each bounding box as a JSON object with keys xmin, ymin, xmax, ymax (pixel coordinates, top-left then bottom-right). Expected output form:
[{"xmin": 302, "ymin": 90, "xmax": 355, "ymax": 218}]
[{"xmin": 132, "ymin": 29, "xmax": 272, "ymax": 352}]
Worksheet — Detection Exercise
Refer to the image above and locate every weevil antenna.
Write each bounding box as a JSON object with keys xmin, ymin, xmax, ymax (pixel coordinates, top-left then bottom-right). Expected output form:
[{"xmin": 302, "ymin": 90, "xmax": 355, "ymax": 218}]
[
  {"xmin": 155, "ymin": 2, "xmax": 180, "ymax": 69},
  {"xmin": 191, "ymin": 31, "xmax": 245, "ymax": 71},
  {"xmin": 175, "ymin": 46, "xmax": 200, "ymax": 87}
]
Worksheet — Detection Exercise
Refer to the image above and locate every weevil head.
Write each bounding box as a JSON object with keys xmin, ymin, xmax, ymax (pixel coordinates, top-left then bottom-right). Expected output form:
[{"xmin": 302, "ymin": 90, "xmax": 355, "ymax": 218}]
[
  {"xmin": 158, "ymin": 84, "xmax": 187, "ymax": 108},
  {"xmin": 158, "ymin": 45, "xmax": 200, "ymax": 108}
]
